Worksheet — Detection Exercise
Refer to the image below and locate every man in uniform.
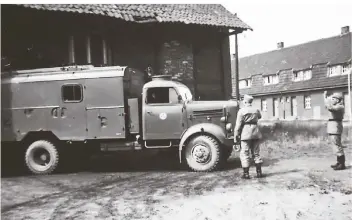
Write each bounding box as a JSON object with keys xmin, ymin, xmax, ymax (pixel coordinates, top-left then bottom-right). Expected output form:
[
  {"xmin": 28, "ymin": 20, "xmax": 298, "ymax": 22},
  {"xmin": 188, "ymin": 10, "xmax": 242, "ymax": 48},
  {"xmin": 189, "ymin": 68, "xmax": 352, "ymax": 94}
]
[
  {"xmin": 234, "ymin": 94, "xmax": 263, "ymax": 179},
  {"xmin": 324, "ymin": 91, "xmax": 346, "ymax": 170}
]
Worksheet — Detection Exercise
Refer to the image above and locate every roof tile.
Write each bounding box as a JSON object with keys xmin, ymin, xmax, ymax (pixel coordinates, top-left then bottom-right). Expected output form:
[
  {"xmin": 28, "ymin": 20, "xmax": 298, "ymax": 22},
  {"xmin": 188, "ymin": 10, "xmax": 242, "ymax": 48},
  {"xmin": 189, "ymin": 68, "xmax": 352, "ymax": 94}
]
[{"xmin": 17, "ymin": 4, "xmax": 251, "ymax": 30}]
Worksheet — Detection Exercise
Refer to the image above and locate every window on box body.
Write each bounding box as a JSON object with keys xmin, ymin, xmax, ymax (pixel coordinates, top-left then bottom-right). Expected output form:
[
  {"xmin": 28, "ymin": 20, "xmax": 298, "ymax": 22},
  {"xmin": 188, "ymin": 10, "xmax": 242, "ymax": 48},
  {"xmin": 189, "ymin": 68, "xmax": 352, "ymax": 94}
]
[{"xmin": 62, "ymin": 84, "xmax": 83, "ymax": 102}]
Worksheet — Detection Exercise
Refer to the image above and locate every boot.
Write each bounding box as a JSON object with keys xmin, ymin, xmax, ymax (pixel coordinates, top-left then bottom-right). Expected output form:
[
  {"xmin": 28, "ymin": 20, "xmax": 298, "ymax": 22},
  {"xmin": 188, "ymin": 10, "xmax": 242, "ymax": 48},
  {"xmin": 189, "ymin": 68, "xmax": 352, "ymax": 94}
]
[
  {"xmin": 255, "ymin": 163, "xmax": 263, "ymax": 178},
  {"xmin": 330, "ymin": 156, "xmax": 339, "ymax": 168},
  {"xmin": 333, "ymin": 155, "xmax": 346, "ymax": 170},
  {"xmin": 241, "ymin": 167, "xmax": 250, "ymax": 179}
]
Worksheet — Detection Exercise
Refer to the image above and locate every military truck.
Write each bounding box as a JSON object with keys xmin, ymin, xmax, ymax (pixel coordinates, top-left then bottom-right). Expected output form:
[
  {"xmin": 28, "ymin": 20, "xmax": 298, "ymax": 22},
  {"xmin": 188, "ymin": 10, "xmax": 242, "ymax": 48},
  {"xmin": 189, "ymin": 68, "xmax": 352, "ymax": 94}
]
[{"xmin": 1, "ymin": 65, "xmax": 239, "ymax": 175}]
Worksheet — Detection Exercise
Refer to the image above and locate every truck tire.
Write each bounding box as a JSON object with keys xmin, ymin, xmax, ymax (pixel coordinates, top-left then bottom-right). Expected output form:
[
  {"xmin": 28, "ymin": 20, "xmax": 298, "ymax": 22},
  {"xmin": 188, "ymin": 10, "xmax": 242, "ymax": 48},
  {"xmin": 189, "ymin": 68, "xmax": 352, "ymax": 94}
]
[
  {"xmin": 25, "ymin": 140, "xmax": 59, "ymax": 175},
  {"xmin": 185, "ymin": 135, "xmax": 221, "ymax": 172}
]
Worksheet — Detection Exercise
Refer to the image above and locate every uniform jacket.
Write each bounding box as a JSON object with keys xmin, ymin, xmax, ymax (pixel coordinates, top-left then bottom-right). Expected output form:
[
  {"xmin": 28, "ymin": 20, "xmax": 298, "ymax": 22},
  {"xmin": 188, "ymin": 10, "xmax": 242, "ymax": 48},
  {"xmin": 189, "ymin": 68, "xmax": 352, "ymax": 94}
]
[
  {"xmin": 325, "ymin": 97, "xmax": 344, "ymax": 134},
  {"xmin": 234, "ymin": 105, "xmax": 262, "ymax": 141}
]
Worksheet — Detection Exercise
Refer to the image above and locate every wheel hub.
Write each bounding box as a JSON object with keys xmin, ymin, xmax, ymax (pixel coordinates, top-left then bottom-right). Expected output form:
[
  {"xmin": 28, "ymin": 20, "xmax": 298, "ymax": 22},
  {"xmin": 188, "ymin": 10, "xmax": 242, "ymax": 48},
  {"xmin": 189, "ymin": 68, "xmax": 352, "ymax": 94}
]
[
  {"xmin": 192, "ymin": 144, "xmax": 210, "ymax": 163},
  {"xmin": 40, "ymin": 154, "xmax": 48, "ymax": 162},
  {"xmin": 33, "ymin": 149, "xmax": 50, "ymax": 166}
]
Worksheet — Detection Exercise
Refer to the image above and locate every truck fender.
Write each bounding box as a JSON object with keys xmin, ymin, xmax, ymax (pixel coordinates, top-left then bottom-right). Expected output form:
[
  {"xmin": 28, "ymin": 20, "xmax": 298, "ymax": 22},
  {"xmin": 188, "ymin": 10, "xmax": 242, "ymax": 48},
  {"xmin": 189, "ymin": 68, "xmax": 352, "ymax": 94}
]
[{"xmin": 178, "ymin": 123, "xmax": 226, "ymax": 163}]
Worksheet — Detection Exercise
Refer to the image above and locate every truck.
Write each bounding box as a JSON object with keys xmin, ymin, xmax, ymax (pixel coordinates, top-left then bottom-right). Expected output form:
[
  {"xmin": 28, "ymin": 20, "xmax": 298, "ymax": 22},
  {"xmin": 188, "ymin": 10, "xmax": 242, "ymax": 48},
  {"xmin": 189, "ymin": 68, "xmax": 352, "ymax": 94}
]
[{"xmin": 1, "ymin": 65, "xmax": 239, "ymax": 175}]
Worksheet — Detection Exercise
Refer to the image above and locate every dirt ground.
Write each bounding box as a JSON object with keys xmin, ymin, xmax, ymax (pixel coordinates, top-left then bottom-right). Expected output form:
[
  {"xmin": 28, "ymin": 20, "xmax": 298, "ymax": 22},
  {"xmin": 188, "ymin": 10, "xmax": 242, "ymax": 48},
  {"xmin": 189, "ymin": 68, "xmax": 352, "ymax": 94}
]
[{"xmin": 1, "ymin": 138, "xmax": 352, "ymax": 220}]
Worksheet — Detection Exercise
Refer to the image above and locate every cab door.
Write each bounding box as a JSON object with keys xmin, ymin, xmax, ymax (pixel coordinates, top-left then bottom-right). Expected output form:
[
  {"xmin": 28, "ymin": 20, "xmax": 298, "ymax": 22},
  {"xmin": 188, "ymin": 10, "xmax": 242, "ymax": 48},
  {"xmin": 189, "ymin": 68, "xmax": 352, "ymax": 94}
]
[{"xmin": 143, "ymin": 87, "xmax": 186, "ymax": 140}]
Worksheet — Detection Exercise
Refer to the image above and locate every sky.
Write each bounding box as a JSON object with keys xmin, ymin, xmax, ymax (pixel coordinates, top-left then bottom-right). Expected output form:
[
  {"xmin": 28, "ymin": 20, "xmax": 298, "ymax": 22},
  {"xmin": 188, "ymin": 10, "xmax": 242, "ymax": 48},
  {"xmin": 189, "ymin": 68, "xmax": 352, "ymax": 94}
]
[{"xmin": 222, "ymin": 0, "xmax": 352, "ymax": 58}]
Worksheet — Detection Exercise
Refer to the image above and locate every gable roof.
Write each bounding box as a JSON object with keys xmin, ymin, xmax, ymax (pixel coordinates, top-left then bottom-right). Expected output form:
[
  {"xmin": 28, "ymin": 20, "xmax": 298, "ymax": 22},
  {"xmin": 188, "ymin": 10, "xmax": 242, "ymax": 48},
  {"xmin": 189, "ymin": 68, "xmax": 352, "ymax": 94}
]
[
  {"xmin": 17, "ymin": 4, "xmax": 252, "ymax": 31},
  {"xmin": 232, "ymin": 32, "xmax": 352, "ymax": 96}
]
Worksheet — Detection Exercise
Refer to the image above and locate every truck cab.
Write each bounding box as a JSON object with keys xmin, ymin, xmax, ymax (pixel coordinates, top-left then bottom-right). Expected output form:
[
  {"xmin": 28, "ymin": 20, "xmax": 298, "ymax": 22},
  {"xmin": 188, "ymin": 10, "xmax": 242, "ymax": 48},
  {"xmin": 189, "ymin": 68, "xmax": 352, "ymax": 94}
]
[{"xmin": 141, "ymin": 75, "xmax": 238, "ymax": 171}]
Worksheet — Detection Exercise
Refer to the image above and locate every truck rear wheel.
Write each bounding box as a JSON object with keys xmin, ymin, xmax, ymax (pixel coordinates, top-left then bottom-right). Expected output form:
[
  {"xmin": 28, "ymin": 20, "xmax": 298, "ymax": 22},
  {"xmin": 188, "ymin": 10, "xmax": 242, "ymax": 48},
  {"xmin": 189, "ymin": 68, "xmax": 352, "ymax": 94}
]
[
  {"xmin": 25, "ymin": 140, "xmax": 59, "ymax": 175},
  {"xmin": 185, "ymin": 135, "xmax": 221, "ymax": 172}
]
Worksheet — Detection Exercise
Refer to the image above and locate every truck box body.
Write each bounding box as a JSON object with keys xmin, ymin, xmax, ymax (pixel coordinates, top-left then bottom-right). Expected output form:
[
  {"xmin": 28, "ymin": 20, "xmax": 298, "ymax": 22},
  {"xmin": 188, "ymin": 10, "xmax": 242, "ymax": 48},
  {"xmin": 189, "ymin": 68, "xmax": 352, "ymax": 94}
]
[{"xmin": 1, "ymin": 65, "xmax": 145, "ymax": 142}]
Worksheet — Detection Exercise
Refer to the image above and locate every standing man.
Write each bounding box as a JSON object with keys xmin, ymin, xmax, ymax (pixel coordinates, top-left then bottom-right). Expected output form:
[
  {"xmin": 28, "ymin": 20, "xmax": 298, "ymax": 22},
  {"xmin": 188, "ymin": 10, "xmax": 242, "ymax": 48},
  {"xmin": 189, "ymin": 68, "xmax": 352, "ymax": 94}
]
[
  {"xmin": 234, "ymin": 94, "xmax": 263, "ymax": 179},
  {"xmin": 324, "ymin": 91, "xmax": 346, "ymax": 170}
]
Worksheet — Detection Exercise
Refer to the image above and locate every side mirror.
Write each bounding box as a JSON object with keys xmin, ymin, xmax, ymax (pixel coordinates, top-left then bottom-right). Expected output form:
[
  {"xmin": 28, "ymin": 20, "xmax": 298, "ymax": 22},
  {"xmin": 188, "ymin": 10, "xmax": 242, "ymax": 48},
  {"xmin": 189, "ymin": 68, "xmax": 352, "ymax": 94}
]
[{"xmin": 178, "ymin": 95, "xmax": 183, "ymax": 103}]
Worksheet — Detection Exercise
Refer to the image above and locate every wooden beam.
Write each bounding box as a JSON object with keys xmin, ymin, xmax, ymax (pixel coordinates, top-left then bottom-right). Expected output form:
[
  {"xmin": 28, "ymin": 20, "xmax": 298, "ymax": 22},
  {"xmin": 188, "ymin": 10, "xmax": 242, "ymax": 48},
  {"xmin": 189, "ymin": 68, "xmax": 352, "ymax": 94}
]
[
  {"xmin": 102, "ymin": 37, "xmax": 107, "ymax": 65},
  {"xmin": 68, "ymin": 35, "xmax": 75, "ymax": 64},
  {"xmin": 86, "ymin": 35, "xmax": 91, "ymax": 64},
  {"xmin": 234, "ymin": 33, "xmax": 240, "ymax": 100}
]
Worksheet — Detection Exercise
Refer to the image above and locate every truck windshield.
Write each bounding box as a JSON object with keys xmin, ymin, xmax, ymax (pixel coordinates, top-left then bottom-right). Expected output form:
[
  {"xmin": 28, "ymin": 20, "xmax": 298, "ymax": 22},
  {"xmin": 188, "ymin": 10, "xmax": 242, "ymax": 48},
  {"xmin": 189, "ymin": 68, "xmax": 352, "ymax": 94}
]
[{"xmin": 178, "ymin": 86, "xmax": 193, "ymax": 101}]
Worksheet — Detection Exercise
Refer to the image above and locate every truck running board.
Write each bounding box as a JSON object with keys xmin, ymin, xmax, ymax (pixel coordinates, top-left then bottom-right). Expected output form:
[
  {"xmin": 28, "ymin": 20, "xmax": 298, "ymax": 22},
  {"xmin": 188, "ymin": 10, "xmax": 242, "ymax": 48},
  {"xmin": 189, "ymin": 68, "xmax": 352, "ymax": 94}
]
[{"xmin": 144, "ymin": 141, "xmax": 172, "ymax": 149}]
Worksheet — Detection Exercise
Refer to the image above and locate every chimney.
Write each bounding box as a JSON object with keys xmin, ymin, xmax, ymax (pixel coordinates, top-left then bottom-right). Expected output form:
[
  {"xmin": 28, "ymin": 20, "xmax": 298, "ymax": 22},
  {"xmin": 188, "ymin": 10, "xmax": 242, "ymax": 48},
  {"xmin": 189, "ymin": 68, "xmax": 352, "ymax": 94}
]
[
  {"xmin": 277, "ymin": 42, "xmax": 284, "ymax": 49},
  {"xmin": 341, "ymin": 26, "xmax": 350, "ymax": 35}
]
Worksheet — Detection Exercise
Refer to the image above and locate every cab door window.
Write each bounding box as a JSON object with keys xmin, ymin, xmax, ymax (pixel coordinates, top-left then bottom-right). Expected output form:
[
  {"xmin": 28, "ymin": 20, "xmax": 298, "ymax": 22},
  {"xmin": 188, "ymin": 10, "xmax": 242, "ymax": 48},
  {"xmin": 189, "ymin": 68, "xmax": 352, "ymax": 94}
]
[{"xmin": 146, "ymin": 87, "xmax": 179, "ymax": 104}]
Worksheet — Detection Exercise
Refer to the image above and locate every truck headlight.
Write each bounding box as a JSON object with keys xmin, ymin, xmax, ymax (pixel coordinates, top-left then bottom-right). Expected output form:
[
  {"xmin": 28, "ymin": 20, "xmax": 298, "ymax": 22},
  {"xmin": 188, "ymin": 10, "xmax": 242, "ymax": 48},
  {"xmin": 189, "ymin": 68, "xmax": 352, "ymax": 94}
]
[
  {"xmin": 226, "ymin": 123, "xmax": 232, "ymax": 131},
  {"xmin": 220, "ymin": 116, "xmax": 226, "ymax": 123}
]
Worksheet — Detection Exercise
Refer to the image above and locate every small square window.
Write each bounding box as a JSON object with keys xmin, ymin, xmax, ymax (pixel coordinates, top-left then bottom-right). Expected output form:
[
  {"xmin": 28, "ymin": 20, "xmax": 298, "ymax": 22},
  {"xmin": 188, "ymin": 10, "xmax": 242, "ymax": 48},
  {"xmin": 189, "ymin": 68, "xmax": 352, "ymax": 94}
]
[
  {"xmin": 342, "ymin": 63, "xmax": 351, "ymax": 75},
  {"xmin": 261, "ymin": 99, "xmax": 267, "ymax": 112},
  {"xmin": 62, "ymin": 84, "xmax": 83, "ymax": 102},
  {"xmin": 304, "ymin": 95, "xmax": 311, "ymax": 109}
]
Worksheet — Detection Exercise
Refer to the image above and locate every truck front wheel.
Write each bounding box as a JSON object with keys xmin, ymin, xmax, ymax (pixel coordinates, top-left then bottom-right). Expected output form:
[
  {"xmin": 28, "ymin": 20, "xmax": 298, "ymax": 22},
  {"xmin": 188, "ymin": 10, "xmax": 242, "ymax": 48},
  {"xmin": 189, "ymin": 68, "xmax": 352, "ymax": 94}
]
[
  {"xmin": 185, "ymin": 135, "xmax": 221, "ymax": 172},
  {"xmin": 25, "ymin": 140, "xmax": 59, "ymax": 175}
]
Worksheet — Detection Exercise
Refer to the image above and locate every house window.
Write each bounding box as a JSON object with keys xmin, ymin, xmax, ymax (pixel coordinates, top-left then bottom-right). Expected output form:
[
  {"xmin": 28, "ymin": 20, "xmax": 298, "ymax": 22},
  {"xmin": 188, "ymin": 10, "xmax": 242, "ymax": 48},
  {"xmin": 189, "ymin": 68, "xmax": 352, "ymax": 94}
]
[
  {"xmin": 291, "ymin": 96, "xmax": 297, "ymax": 116},
  {"xmin": 62, "ymin": 84, "xmax": 83, "ymax": 102},
  {"xmin": 146, "ymin": 87, "xmax": 179, "ymax": 104},
  {"xmin": 293, "ymin": 70, "xmax": 312, "ymax": 81},
  {"xmin": 263, "ymin": 75, "xmax": 279, "ymax": 85},
  {"xmin": 239, "ymin": 79, "xmax": 252, "ymax": 89},
  {"xmin": 304, "ymin": 95, "xmax": 311, "ymax": 109},
  {"xmin": 328, "ymin": 63, "xmax": 351, "ymax": 76},
  {"xmin": 261, "ymin": 99, "xmax": 267, "ymax": 112},
  {"xmin": 273, "ymin": 98, "xmax": 279, "ymax": 117},
  {"xmin": 342, "ymin": 63, "xmax": 352, "ymax": 75}
]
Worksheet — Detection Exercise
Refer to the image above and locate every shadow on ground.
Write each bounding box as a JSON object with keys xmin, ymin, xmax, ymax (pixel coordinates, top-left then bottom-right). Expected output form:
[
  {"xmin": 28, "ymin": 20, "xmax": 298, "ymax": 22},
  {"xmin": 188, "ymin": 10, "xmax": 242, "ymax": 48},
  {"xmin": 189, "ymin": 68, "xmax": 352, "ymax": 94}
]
[{"xmin": 2, "ymin": 151, "xmax": 251, "ymax": 177}]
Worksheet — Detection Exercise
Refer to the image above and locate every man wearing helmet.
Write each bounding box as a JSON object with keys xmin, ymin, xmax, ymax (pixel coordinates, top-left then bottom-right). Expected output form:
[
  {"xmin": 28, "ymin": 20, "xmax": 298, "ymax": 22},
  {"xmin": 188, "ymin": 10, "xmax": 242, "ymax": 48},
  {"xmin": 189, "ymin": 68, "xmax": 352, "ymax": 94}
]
[
  {"xmin": 324, "ymin": 91, "xmax": 346, "ymax": 170},
  {"xmin": 234, "ymin": 94, "xmax": 263, "ymax": 179}
]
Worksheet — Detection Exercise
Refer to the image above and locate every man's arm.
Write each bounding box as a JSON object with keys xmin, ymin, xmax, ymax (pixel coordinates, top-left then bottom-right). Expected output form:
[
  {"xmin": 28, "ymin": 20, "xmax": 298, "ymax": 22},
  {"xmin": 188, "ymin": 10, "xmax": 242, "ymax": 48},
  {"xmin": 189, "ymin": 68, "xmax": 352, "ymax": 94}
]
[
  {"xmin": 234, "ymin": 110, "xmax": 244, "ymax": 141},
  {"xmin": 257, "ymin": 109, "xmax": 262, "ymax": 119}
]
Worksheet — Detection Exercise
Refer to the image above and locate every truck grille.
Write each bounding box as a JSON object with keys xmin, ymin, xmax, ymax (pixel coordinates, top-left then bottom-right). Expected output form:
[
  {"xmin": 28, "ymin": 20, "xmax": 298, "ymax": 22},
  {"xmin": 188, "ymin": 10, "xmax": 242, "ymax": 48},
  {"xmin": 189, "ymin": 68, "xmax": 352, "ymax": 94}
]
[{"xmin": 192, "ymin": 109, "xmax": 223, "ymax": 117}]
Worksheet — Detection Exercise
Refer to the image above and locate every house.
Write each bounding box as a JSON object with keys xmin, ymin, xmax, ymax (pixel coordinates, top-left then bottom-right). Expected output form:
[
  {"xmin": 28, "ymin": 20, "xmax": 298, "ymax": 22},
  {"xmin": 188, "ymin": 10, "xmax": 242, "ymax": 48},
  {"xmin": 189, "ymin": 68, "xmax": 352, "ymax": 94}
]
[
  {"xmin": 1, "ymin": 4, "xmax": 251, "ymax": 101},
  {"xmin": 231, "ymin": 26, "xmax": 352, "ymax": 121}
]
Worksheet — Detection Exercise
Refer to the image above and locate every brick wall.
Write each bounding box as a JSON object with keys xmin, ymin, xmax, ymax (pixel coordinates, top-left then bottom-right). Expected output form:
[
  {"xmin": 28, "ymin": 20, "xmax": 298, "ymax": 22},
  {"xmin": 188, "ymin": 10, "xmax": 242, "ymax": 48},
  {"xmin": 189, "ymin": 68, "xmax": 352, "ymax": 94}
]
[{"xmin": 156, "ymin": 40, "xmax": 195, "ymax": 93}]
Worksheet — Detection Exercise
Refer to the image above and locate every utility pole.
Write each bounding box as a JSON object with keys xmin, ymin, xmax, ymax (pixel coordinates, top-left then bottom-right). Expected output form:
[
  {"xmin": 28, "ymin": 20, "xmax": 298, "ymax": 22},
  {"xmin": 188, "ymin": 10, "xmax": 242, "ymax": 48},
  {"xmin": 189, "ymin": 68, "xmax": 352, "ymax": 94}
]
[{"xmin": 348, "ymin": 68, "xmax": 352, "ymax": 126}]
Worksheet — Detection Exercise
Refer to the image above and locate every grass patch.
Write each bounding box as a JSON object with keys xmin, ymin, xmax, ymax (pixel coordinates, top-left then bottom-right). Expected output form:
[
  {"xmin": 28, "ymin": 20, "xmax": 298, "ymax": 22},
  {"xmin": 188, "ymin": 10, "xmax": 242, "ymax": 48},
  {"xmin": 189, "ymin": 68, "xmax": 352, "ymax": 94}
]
[{"xmin": 257, "ymin": 120, "xmax": 352, "ymax": 158}]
